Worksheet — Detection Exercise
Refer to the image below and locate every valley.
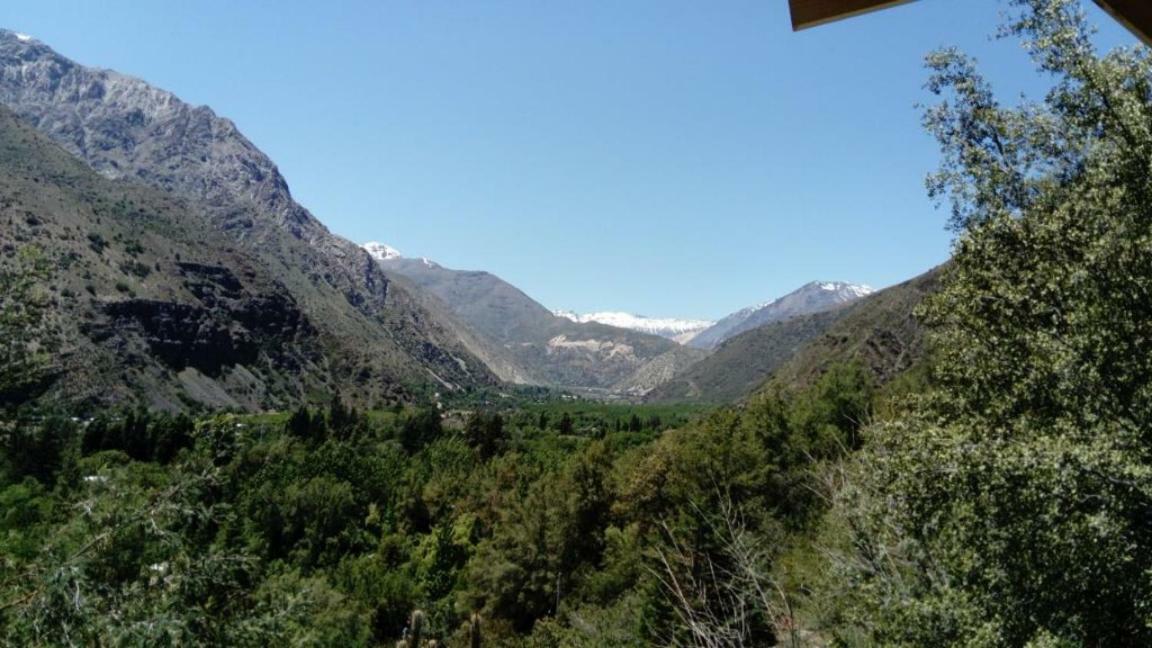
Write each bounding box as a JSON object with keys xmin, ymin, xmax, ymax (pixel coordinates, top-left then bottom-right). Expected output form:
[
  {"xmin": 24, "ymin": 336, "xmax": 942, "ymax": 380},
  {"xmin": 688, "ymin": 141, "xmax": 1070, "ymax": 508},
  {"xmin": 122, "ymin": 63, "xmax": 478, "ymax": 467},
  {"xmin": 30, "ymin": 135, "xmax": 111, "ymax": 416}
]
[{"xmin": 5, "ymin": 2, "xmax": 1138, "ymax": 644}]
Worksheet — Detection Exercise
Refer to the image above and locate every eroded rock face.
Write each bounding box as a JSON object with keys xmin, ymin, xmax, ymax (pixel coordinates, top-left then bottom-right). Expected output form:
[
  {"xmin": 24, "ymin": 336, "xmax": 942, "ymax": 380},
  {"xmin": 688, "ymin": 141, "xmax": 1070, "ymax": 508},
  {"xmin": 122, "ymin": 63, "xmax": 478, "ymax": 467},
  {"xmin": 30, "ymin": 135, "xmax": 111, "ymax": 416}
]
[
  {"xmin": 86, "ymin": 263, "xmax": 315, "ymax": 378},
  {"xmin": 101, "ymin": 299, "xmax": 251, "ymax": 376}
]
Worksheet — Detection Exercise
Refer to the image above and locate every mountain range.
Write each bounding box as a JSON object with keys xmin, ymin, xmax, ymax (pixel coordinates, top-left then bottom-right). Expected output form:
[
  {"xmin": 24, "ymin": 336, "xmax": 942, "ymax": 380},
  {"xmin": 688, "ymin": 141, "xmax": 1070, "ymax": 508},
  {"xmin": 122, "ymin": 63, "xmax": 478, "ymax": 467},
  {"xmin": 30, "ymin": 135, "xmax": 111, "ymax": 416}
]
[
  {"xmin": 0, "ymin": 28, "xmax": 933, "ymax": 410},
  {"xmin": 647, "ymin": 270, "xmax": 939, "ymax": 402},
  {"xmin": 552, "ymin": 311, "xmax": 713, "ymax": 344}
]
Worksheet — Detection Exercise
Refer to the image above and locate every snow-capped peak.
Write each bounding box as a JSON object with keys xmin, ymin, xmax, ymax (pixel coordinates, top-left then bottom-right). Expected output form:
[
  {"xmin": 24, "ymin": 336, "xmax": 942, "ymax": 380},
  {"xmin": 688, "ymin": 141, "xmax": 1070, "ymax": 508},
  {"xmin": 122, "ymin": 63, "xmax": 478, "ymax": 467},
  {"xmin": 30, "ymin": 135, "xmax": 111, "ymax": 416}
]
[
  {"xmin": 553, "ymin": 310, "xmax": 714, "ymax": 343},
  {"xmin": 362, "ymin": 241, "xmax": 402, "ymax": 261},
  {"xmin": 815, "ymin": 281, "xmax": 874, "ymax": 299},
  {"xmin": 13, "ymin": 32, "xmax": 33, "ymax": 42}
]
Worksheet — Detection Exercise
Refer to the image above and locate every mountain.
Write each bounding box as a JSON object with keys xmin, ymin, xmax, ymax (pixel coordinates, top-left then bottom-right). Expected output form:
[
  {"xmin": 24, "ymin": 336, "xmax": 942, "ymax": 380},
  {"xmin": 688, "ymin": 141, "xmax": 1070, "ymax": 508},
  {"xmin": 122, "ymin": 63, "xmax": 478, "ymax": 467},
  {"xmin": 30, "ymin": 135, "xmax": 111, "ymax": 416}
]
[
  {"xmin": 762, "ymin": 268, "xmax": 941, "ymax": 392},
  {"xmin": 364, "ymin": 243, "xmax": 680, "ymax": 390},
  {"xmin": 645, "ymin": 311, "xmax": 843, "ymax": 403},
  {"xmin": 647, "ymin": 269, "xmax": 941, "ymax": 403},
  {"xmin": 0, "ymin": 30, "xmax": 497, "ymax": 407},
  {"xmin": 689, "ymin": 281, "xmax": 874, "ymax": 350},
  {"xmin": 0, "ymin": 105, "xmax": 366, "ymax": 409},
  {"xmin": 553, "ymin": 311, "xmax": 713, "ymax": 344}
]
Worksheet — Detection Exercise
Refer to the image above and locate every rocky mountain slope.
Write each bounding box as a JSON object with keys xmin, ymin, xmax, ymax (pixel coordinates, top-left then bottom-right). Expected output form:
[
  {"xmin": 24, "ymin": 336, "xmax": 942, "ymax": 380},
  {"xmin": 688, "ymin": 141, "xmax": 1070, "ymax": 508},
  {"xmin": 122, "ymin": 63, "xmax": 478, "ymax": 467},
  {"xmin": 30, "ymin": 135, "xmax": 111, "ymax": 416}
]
[
  {"xmin": 553, "ymin": 310, "xmax": 713, "ymax": 344},
  {"xmin": 365, "ymin": 243, "xmax": 679, "ymax": 389},
  {"xmin": 689, "ymin": 281, "xmax": 873, "ymax": 350},
  {"xmin": 648, "ymin": 270, "xmax": 939, "ymax": 403},
  {"xmin": 0, "ymin": 106, "xmax": 401, "ymax": 410},
  {"xmin": 0, "ymin": 30, "xmax": 496, "ymax": 405},
  {"xmin": 610, "ymin": 345, "xmax": 710, "ymax": 398}
]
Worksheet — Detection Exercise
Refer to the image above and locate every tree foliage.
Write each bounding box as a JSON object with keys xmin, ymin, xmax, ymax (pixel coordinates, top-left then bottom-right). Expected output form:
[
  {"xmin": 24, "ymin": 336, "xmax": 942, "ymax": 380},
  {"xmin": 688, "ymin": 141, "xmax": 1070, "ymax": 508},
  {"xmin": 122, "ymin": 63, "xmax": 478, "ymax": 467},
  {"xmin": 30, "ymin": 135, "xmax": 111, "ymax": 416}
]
[{"xmin": 824, "ymin": 1, "xmax": 1152, "ymax": 644}]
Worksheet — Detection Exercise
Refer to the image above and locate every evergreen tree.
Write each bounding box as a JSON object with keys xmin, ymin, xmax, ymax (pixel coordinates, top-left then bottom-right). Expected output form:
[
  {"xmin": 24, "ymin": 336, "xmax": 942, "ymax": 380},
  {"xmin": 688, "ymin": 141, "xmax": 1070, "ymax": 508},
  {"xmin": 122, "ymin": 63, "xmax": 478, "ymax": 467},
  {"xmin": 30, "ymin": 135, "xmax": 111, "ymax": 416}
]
[
  {"xmin": 464, "ymin": 411, "xmax": 506, "ymax": 459},
  {"xmin": 400, "ymin": 408, "xmax": 443, "ymax": 453}
]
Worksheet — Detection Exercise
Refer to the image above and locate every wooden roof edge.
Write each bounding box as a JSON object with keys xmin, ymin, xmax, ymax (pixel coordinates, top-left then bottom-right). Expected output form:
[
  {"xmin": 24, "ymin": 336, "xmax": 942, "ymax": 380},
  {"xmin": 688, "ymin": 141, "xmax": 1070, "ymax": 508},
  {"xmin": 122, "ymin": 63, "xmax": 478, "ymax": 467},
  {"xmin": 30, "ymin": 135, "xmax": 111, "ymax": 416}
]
[
  {"xmin": 789, "ymin": 0, "xmax": 919, "ymax": 32},
  {"xmin": 1092, "ymin": 0, "xmax": 1152, "ymax": 47}
]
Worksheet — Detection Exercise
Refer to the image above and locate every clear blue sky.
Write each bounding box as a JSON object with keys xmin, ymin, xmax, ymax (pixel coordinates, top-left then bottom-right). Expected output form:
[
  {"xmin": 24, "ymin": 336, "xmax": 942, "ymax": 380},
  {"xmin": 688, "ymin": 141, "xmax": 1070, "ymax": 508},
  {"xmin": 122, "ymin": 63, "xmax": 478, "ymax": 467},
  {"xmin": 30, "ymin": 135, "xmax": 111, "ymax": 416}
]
[{"xmin": 1, "ymin": 1, "xmax": 1137, "ymax": 319}]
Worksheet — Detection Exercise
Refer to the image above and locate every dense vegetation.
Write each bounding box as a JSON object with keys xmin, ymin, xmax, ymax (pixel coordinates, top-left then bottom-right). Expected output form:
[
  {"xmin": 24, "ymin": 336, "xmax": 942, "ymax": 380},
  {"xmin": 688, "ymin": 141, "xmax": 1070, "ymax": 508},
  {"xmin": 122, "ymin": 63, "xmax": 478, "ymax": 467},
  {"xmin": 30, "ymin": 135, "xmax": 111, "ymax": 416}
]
[
  {"xmin": 4, "ymin": 0, "xmax": 1152, "ymax": 645},
  {"xmin": 802, "ymin": 1, "xmax": 1152, "ymax": 644},
  {"xmin": 0, "ymin": 375, "xmax": 872, "ymax": 645}
]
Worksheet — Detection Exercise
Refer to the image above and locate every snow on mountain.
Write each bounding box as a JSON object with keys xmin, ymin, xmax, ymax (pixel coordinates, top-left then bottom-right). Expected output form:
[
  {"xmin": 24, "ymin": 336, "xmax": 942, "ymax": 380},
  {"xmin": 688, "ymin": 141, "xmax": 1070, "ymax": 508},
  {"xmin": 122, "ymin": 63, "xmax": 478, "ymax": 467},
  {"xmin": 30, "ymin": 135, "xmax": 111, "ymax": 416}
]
[
  {"xmin": 554, "ymin": 310, "xmax": 714, "ymax": 343},
  {"xmin": 362, "ymin": 241, "xmax": 402, "ymax": 261},
  {"xmin": 818, "ymin": 281, "xmax": 872, "ymax": 299}
]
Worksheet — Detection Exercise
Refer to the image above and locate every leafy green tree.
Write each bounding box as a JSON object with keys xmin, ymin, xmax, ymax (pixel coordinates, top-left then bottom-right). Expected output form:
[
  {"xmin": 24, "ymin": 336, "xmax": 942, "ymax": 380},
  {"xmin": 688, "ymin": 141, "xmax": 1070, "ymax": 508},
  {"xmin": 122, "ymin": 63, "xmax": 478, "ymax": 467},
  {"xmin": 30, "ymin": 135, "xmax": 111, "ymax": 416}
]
[
  {"xmin": 285, "ymin": 405, "xmax": 310, "ymax": 440},
  {"xmin": 400, "ymin": 409, "xmax": 443, "ymax": 454},
  {"xmin": 827, "ymin": 2, "xmax": 1152, "ymax": 644},
  {"xmin": 1, "ymin": 415, "xmax": 75, "ymax": 484},
  {"xmin": 464, "ymin": 412, "xmax": 506, "ymax": 459},
  {"xmin": 627, "ymin": 414, "xmax": 642, "ymax": 433}
]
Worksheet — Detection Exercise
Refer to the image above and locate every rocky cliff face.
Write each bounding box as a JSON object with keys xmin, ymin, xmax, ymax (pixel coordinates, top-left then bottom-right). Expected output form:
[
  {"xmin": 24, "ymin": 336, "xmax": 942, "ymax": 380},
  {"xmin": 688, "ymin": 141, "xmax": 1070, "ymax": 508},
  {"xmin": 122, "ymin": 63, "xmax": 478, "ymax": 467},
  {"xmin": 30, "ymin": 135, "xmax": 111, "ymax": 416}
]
[
  {"xmin": 90, "ymin": 262, "xmax": 314, "ymax": 377},
  {"xmin": 0, "ymin": 29, "xmax": 496, "ymax": 399}
]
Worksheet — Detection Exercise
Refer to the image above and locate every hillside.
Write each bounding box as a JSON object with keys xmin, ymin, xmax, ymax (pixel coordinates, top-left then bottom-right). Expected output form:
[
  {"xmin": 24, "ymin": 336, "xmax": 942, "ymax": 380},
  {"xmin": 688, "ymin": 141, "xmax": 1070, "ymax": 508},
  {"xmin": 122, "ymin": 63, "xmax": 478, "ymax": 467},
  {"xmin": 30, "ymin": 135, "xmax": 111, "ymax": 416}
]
[
  {"xmin": 764, "ymin": 265, "xmax": 942, "ymax": 392},
  {"xmin": 648, "ymin": 267, "xmax": 942, "ymax": 403},
  {"xmin": 0, "ymin": 106, "xmax": 399, "ymax": 409},
  {"xmin": 368, "ymin": 249, "xmax": 680, "ymax": 390},
  {"xmin": 645, "ymin": 310, "xmax": 842, "ymax": 403},
  {"xmin": 0, "ymin": 30, "xmax": 496, "ymax": 405},
  {"xmin": 689, "ymin": 281, "xmax": 873, "ymax": 349}
]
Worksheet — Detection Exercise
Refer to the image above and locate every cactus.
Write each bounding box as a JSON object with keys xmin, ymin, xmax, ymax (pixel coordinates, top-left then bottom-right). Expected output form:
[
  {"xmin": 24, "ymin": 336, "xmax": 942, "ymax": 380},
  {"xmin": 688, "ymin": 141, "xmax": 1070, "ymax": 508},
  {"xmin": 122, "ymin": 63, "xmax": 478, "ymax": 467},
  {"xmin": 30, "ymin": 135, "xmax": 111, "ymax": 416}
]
[
  {"xmin": 404, "ymin": 609, "xmax": 425, "ymax": 648},
  {"xmin": 469, "ymin": 612, "xmax": 482, "ymax": 648}
]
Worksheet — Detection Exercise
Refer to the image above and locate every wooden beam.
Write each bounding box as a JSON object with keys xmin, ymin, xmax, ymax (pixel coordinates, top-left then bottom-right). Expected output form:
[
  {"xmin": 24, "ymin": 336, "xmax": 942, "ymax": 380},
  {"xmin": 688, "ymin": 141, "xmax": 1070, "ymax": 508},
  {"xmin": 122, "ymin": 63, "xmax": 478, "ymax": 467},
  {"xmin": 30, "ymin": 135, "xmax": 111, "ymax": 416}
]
[
  {"xmin": 789, "ymin": 0, "xmax": 918, "ymax": 31},
  {"xmin": 1094, "ymin": 0, "xmax": 1152, "ymax": 46}
]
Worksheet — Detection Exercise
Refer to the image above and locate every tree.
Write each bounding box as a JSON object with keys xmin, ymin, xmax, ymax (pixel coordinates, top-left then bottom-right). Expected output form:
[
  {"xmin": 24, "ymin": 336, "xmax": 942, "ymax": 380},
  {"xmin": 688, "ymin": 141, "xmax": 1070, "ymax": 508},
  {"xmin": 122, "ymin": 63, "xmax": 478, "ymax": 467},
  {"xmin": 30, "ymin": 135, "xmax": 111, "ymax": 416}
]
[
  {"xmin": 400, "ymin": 409, "xmax": 443, "ymax": 454},
  {"xmin": 558, "ymin": 413, "xmax": 574, "ymax": 436},
  {"xmin": 285, "ymin": 406, "xmax": 314, "ymax": 441},
  {"xmin": 464, "ymin": 412, "xmax": 505, "ymax": 459},
  {"xmin": 827, "ymin": 2, "xmax": 1152, "ymax": 644}
]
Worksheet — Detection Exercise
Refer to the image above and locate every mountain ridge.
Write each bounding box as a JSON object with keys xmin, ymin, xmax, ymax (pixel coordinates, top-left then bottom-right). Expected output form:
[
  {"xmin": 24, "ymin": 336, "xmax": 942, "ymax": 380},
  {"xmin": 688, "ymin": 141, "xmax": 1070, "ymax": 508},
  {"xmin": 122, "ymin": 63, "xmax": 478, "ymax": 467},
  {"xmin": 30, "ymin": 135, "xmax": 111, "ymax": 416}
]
[
  {"xmin": 0, "ymin": 29, "xmax": 498, "ymax": 405},
  {"xmin": 689, "ymin": 280, "xmax": 874, "ymax": 349},
  {"xmin": 647, "ymin": 268, "xmax": 940, "ymax": 403}
]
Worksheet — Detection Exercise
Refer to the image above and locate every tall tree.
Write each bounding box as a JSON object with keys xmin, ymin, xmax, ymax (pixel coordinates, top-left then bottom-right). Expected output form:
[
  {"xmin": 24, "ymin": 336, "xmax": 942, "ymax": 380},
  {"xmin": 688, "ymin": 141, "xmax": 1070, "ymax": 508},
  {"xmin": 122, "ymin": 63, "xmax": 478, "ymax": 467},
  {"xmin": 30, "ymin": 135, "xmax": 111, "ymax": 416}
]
[{"xmin": 828, "ymin": 1, "xmax": 1152, "ymax": 645}]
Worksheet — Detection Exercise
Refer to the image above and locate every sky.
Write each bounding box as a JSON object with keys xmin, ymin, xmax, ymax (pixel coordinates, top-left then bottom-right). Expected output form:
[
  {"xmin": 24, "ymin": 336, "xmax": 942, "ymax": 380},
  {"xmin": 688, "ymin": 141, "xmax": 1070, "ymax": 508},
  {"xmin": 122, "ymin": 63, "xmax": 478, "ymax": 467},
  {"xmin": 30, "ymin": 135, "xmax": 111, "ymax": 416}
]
[{"xmin": 1, "ymin": 1, "xmax": 1138, "ymax": 319}]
